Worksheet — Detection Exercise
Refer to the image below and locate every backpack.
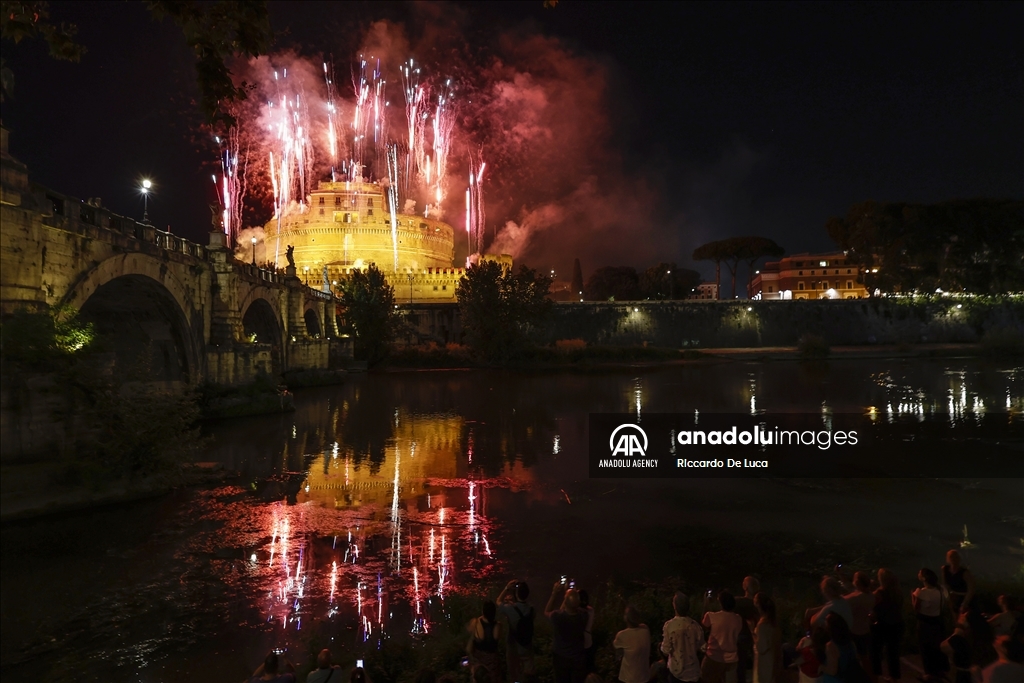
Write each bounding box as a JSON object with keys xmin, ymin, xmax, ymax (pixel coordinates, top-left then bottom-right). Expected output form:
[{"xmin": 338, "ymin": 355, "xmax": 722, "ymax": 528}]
[{"xmin": 512, "ymin": 604, "xmax": 534, "ymax": 647}]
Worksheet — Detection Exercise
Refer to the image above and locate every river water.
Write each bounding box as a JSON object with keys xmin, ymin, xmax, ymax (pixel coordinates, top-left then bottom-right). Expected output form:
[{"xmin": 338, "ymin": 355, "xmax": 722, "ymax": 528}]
[{"xmin": 2, "ymin": 358, "xmax": 1022, "ymax": 681}]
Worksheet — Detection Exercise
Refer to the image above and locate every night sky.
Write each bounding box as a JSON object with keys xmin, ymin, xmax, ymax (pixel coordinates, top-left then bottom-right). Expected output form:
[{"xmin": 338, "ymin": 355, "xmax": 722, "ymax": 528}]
[{"xmin": 3, "ymin": 1, "xmax": 1021, "ymax": 283}]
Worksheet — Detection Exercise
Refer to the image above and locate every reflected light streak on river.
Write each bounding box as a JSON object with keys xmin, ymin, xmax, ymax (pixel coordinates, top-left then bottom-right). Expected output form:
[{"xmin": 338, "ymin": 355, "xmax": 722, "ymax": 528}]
[{"xmin": 235, "ymin": 408, "xmax": 516, "ymax": 648}]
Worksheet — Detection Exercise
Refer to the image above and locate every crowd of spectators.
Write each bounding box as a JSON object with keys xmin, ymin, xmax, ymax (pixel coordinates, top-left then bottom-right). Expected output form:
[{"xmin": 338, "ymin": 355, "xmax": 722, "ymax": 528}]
[{"xmin": 245, "ymin": 549, "xmax": 1024, "ymax": 683}]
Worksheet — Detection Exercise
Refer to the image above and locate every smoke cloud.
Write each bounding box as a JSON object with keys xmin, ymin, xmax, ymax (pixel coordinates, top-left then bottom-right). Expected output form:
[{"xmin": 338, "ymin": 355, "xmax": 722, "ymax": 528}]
[{"xmin": 223, "ymin": 13, "xmax": 672, "ymax": 273}]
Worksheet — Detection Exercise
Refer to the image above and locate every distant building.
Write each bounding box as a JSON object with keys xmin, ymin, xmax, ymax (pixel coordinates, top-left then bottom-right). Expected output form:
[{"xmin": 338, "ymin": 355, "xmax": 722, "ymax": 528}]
[
  {"xmin": 748, "ymin": 252, "xmax": 870, "ymax": 300},
  {"xmin": 688, "ymin": 282, "xmax": 719, "ymax": 300}
]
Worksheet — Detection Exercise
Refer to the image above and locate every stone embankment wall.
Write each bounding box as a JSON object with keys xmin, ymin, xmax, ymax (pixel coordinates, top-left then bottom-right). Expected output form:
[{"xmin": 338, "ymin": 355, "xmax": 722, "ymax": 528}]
[{"xmin": 400, "ymin": 298, "xmax": 1023, "ymax": 348}]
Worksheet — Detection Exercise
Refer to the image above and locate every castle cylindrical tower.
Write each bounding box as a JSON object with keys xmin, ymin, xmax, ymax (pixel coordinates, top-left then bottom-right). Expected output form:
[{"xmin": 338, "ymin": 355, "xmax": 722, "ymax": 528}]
[{"xmin": 264, "ymin": 181, "xmax": 455, "ymax": 283}]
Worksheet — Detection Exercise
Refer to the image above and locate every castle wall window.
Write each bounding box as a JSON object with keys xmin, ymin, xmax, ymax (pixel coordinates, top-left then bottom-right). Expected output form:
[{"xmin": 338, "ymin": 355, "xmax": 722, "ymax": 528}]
[
  {"xmin": 335, "ymin": 197, "xmax": 341, "ymax": 206},
  {"xmin": 798, "ymin": 271, "xmax": 803, "ymax": 276},
  {"xmin": 367, "ymin": 198, "xmax": 374, "ymax": 207},
  {"xmin": 367, "ymin": 209, "xmax": 374, "ymax": 216},
  {"xmin": 344, "ymin": 213, "xmax": 351, "ymax": 223},
  {"xmin": 318, "ymin": 196, "xmax": 325, "ymax": 205},
  {"xmin": 799, "ymin": 282, "xmax": 805, "ymax": 290},
  {"xmin": 319, "ymin": 208, "xmax": 324, "ymax": 216},
  {"xmin": 847, "ymin": 281, "xmax": 853, "ymax": 289}
]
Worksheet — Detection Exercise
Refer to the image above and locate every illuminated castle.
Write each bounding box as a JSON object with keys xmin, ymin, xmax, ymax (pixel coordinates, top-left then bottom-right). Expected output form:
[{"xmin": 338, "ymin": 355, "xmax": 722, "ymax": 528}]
[{"xmin": 264, "ymin": 180, "xmax": 469, "ymax": 301}]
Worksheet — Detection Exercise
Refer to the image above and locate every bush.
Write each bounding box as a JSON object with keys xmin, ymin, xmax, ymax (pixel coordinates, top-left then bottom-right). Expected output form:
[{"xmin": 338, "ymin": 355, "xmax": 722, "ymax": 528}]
[
  {"xmin": 0, "ymin": 304, "xmax": 95, "ymax": 370},
  {"xmin": 797, "ymin": 333, "xmax": 830, "ymax": 359},
  {"xmin": 981, "ymin": 326, "xmax": 1024, "ymax": 356}
]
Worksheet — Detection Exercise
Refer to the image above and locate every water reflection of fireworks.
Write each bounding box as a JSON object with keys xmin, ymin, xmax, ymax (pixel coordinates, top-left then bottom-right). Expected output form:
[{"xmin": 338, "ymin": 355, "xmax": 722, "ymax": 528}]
[{"xmin": 199, "ymin": 471, "xmax": 513, "ymax": 650}]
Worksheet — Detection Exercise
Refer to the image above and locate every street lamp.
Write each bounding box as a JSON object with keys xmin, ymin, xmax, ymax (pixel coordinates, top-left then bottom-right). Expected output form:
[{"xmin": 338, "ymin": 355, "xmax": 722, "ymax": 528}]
[
  {"xmin": 666, "ymin": 269, "xmax": 673, "ymax": 299},
  {"xmin": 140, "ymin": 178, "xmax": 153, "ymax": 222},
  {"xmin": 407, "ymin": 274, "xmax": 414, "ymax": 304},
  {"xmin": 304, "ymin": 265, "xmax": 310, "ymax": 285},
  {"xmin": 251, "ymin": 236, "xmax": 257, "ymax": 266}
]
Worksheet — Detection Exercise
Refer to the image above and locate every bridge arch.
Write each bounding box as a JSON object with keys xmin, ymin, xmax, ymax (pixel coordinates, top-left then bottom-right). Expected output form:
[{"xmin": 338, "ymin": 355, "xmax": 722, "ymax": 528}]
[
  {"xmin": 304, "ymin": 306, "xmax": 322, "ymax": 338},
  {"xmin": 242, "ymin": 297, "xmax": 283, "ymax": 374},
  {"xmin": 64, "ymin": 254, "xmax": 202, "ymax": 383}
]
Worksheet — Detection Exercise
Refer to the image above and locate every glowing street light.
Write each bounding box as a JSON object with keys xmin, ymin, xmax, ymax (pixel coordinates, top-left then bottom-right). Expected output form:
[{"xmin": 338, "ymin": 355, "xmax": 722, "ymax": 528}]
[
  {"xmin": 251, "ymin": 236, "xmax": 257, "ymax": 266},
  {"xmin": 140, "ymin": 178, "xmax": 153, "ymax": 223}
]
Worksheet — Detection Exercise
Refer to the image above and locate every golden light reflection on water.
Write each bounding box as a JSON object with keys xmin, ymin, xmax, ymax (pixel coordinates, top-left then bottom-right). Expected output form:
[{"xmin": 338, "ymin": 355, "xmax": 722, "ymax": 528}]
[{"xmin": 250, "ymin": 412, "xmax": 532, "ymax": 647}]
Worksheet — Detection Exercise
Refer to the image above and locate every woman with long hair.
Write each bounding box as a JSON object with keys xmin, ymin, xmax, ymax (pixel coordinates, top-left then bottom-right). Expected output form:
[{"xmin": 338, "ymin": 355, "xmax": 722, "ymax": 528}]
[
  {"xmin": 912, "ymin": 568, "xmax": 946, "ymax": 682},
  {"xmin": 822, "ymin": 613, "xmax": 866, "ymax": 683},
  {"xmin": 753, "ymin": 593, "xmax": 782, "ymax": 683},
  {"xmin": 468, "ymin": 600, "xmax": 503, "ymax": 682}
]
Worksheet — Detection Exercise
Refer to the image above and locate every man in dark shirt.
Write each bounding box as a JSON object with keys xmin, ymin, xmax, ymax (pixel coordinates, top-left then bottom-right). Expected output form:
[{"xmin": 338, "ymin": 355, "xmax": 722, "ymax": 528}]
[
  {"xmin": 498, "ymin": 579, "xmax": 537, "ymax": 682},
  {"xmin": 733, "ymin": 576, "xmax": 760, "ymax": 683},
  {"xmin": 545, "ymin": 581, "xmax": 588, "ymax": 683},
  {"xmin": 307, "ymin": 649, "xmax": 341, "ymax": 683}
]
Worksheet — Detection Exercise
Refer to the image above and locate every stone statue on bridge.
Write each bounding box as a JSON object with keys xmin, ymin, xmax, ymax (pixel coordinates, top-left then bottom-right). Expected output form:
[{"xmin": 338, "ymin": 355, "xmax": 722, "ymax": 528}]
[{"xmin": 286, "ymin": 245, "xmax": 295, "ymax": 268}]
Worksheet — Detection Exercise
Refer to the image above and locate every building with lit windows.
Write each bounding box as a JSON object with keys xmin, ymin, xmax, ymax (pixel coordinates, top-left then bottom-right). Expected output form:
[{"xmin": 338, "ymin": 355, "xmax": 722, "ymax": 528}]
[
  {"xmin": 748, "ymin": 252, "xmax": 871, "ymax": 300},
  {"xmin": 688, "ymin": 282, "xmax": 720, "ymax": 300}
]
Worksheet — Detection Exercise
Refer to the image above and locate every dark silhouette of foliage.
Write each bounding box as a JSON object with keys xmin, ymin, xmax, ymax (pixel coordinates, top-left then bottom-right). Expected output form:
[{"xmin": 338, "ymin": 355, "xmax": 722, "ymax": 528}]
[
  {"xmin": 694, "ymin": 236, "xmax": 785, "ymax": 299},
  {"xmin": 457, "ymin": 260, "xmax": 552, "ymax": 364},
  {"xmin": 338, "ymin": 263, "xmax": 396, "ymax": 364},
  {"xmin": 827, "ymin": 199, "xmax": 1024, "ymax": 295},
  {"xmin": 584, "ymin": 266, "xmax": 640, "ymax": 301},
  {"xmin": 570, "ymin": 258, "xmax": 584, "ymax": 299},
  {"xmin": 0, "ymin": 0, "xmax": 85, "ymax": 100},
  {"xmin": 639, "ymin": 263, "xmax": 701, "ymax": 300},
  {"xmin": 0, "ymin": 304, "xmax": 94, "ymax": 370},
  {"xmin": 147, "ymin": 1, "xmax": 272, "ymax": 125},
  {"xmin": 1, "ymin": 1, "xmax": 271, "ymax": 122}
]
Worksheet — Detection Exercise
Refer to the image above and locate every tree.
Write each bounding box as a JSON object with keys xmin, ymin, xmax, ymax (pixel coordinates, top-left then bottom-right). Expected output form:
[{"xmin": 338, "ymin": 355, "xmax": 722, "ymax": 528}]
[
  {"xmin": 639, "ymin": 263, "xmax": 702, "ymax": 300},
  {"xmin": 1, "ymin": 1, "xmax": 272, "ymax": 123},
  {"xmin": 827, "ymin": 199, "xmax": 1024, "ymax": 295},
  {"xmin": 1, "ymin": 1, "xmax": 85, "ymax": 101},
  {"xmin": 583, "ymin": 266, "xmax": 640, "ymax": 301},
  {"xmin": 148, "ymin": 1, "xmax": 272, "ymax": 125},
  {"xmin": 737, "ymin": 237, "xmax": 785, "ymax": 294},
  {"xmin": 338, "ymin": 264, "xmax": 396, "ymax": 364},
  {"xmin": 570, "ymin": 258, "xmax": 584, "ymax": 300},
  {"xmin": 692, "ymin": 241, "xmax": 728, "ymax": 299},
  {"xmin": 694, "ymin": 236, "xmax": 785, "ymax": 299},
  {"xmin": 457, "ymin": 260, "xmax": 552, "ymax": 364}
]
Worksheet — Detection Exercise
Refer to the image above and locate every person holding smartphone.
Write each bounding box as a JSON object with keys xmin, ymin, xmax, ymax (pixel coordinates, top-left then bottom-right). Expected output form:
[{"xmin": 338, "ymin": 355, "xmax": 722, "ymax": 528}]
[
  {"xmin": 546, "ymin": 580, "xmax": 588, "ymax": 683},
  {"xmin": 248, "ymin": 651, "xmax": 297, "ymax": 683}
]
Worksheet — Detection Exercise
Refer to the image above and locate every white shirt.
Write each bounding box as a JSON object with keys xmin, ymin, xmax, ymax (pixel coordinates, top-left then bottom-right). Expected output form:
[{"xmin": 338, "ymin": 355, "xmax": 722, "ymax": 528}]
[
  {"xmin": 702, "ymin": 611, "xmax": 743, "ymax": 663},
  {"xmin": 662, "ymin": 616, "xmax": 704, "ymax": 682},
  {"xmin": 613, "ymin": 625, "xmax": 651, "ymax": 683},
  {"xmin": 913, "ymin": 587, "xmax": 942, "ymax": 617},
  {"xmin": 811, "ymin": 597, "xmax": 853, "ymax": 630}
]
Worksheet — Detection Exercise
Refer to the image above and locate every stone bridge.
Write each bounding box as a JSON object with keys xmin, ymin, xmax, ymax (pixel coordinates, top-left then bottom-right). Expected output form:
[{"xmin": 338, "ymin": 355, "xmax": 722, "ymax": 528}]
[{"xmin": 0, "ymin": 128, "xmax": 346, "ymax": 386}]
